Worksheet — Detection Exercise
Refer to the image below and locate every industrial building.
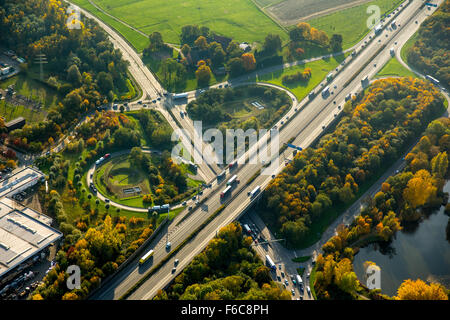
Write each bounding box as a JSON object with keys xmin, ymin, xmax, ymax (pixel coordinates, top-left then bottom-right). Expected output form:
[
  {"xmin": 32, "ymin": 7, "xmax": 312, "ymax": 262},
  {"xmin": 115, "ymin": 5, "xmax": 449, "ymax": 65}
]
[
  {"xmin": 0, "ymin": 167, "xmax": 60, "ymax": 284},
  {"xmin": 0, "ymin": 166, "xmax": 45, "ymax": 199},
  {"xmin": 4, "ymin": 117, "xmax": 26, "ymax": 132}
]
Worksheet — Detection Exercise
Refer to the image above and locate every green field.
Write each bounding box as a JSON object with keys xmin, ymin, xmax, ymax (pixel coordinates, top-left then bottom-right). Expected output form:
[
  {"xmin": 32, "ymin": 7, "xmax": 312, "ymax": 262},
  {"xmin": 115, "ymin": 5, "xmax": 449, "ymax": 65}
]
[
  {"xmin": 255, "ymin": 54, "xmax": 347, "ymax": 100},
  {"xmin": 72, "ymin": 0, "xmax": 288, "ymax": 51},
  {"xmin": 0, "ymin": 100, "xmax": 46, "ymax": 123},
  {"xmin": 308, "ymin": 0, "xmax": 403, "ymax": 50},
  {"xmin": 375, "ymin": 57, "xmax": 416, "ymax": 79}
]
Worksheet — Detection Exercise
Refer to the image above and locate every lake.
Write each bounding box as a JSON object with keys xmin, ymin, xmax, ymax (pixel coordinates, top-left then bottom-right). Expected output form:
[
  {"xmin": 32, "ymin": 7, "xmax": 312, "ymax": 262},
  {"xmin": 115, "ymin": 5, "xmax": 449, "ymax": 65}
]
[{"xmin": 353, "ymin": 181, "xmax": 450, "ymax": 297}]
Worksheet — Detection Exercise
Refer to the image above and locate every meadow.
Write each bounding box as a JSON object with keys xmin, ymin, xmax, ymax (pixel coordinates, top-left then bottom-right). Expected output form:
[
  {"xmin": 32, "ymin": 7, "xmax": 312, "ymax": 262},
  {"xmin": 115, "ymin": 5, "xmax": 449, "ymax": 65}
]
[
  {"xmin": 72, "ymin": 0, "xmax": 288, "ymax": 51},
  {"xmin": 375, "ymin": 57, "xmax": 416, "ymax": 79},
  {"xmin": 307, "ymin": 0, "xmax": 403, "ymax": 50}
]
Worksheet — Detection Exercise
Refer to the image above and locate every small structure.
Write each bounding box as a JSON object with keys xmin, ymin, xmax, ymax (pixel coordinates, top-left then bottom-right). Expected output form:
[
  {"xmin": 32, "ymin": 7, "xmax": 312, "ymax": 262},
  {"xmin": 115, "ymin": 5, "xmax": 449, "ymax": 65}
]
[
  {"xmin": 5, "ymin": 117, "xmax": 25, "ymax": 132},
  {"xmin": 239, "ymin": 42, "xmax": 251, "ymax": 52}
]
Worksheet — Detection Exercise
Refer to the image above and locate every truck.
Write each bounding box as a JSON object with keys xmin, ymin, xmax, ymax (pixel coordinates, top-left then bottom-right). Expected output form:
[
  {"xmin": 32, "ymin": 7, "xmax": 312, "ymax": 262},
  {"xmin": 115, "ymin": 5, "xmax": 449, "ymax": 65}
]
[
  {"xmin": 296, "ymin": 274, "xmax": 303, "ymax": 287},
  {"xmin": 425, "ymin": 75, "xmax": 440, "ymax": 86},
  {"xmin": 148, "ymin": 205, "xmax": 161, "ymax": 213},
  {"xmin": 243, "ymin": 224, "xmax": 252, "ymax": 234},
  {"xmin": 266, "ymin": 255, "xmax": 276, "ymax": 271},
  {"xmin": 390, "ymin": 47, "xmax": 395, "ymax": 56},
  {"xmin": 249, "ymin": 185, "xmax": 261, "ymax": 198},
  {"xmin": 172, "ymin": 92, "xmax": 188, "ymax": 100},
  {"xmin": 326, "ymin": 73, "xmax": 333, "ymax": 82},
  {"xmin": 374, "ymin": 25, "xmax": 382, "ymax": 35},
  {"xmin": 228, "ymin": 161, "xmax": 237, "ymax": 169},
  {"xmin": 161, "ymin": 204, "xmax": 170, "ymax": 211},
  {"xmin": 361, "ymin": 76, "xmax": 369, "ymax": 88},
  {"xmin": 220, "ymin": 185, "xmax": 232, "ymax": 199},
  {"xmin": 217, "ymin": 171, "xmax": 226, "ymax": 181},
  {"xmin": 321, "ymin": 86, "xmax": 330, "ymax": 98},
  {"xmin": 226, "ymin": 174, "xmax": 239, "ymax": 186},
  {"xmin": 139, "ymin": 249, "xmax": 154, "ymax": 264}
]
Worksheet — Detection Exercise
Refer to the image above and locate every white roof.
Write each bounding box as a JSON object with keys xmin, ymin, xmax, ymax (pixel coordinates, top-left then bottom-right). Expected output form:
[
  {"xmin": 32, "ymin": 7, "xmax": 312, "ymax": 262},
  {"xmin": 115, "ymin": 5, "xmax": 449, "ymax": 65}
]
[
  {"xmin": 0, "ymin": 207, "xmax": 62, "ymax": 278},
  {"xmin": 0, "ymin": 167, "xmax": 44, "ymax": 198}
]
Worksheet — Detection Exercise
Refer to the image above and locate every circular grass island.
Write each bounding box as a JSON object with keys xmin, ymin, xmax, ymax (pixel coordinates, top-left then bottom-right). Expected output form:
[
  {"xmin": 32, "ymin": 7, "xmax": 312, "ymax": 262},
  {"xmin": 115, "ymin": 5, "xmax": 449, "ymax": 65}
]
[{"xmin": 93, "ymin": 150, "xmax": 202, "ymax": 209}]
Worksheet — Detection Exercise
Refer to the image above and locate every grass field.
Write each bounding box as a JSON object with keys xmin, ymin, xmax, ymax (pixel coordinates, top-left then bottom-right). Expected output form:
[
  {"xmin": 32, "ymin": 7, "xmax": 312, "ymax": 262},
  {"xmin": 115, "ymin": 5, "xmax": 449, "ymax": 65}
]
[
  {"xmin": 72, "ymin": 0, "xmax": 150, "ymax": 52},
  {"xmin": 375, "ymin": 57, "xmax": 416, "ymax": 79},
  {"xmin": 307, "ymin": 0, "xmax": 403, "ymax": 50},
  {"xmin": 72, "ymin": 0, "xmax": 288, "ymax": 51},
  {"xmin": 400, "ymin": 31, "xmax": 418, "ymax": 65},
  {"xmin": 254, "ymin": 53, "xmax": 347, "ymax": 100},
  {"xmin": 0, "ymin": 100, "xmax": 46, "ymax": 123}
]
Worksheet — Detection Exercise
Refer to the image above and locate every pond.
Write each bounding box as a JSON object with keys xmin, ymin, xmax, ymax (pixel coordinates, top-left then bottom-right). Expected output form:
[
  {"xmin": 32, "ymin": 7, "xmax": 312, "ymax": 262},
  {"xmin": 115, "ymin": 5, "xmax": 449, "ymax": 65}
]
[{"xmin": 353, "ymin": 181, "xmax": 450, "ymax": 297}]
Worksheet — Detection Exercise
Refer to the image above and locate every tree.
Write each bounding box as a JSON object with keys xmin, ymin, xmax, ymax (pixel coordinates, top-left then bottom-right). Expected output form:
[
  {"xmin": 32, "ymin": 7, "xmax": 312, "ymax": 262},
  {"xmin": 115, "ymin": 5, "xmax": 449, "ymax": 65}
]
[
  {"xmin": 195, "ymin": 60, "xmax": 212, "ymax": 86},
  {"xmin": 330, "ymin": 34, "xmax": 343, "ymax": 52},
  {"xmin": 96, "ymin": 72, "xmax": 114, "ymax": 95},
  {"xmin": 148, "ymin": 31, "xmax": 165, "ymax": 52},
  {"xmin": 263, "ymin": 34, "xmax": 282, "ymax": 56},
  {"xmin": 241, "ymin": 53, "xmax": 256, "ymax": 72},
  {"xmin": 67, "ymin": 64, "xmax": 82, "ymax": 87},
  {"xmin": 403, "ymin": 169, "xmax": 437, "ymax": 209},
  {"xmin": 395, "ymin": 279, "xmax": 448, "ymax": 300},
  {"xmin": 227, "ymin": 57, "xmax": 244, "ymax": 77},
  {"xmin": 209, "ymin": 42, "xmax": 226, "ymax": 67},
  {"xmin": 194, "ymin": 36, "xmax": 209, "ymax": 51}
]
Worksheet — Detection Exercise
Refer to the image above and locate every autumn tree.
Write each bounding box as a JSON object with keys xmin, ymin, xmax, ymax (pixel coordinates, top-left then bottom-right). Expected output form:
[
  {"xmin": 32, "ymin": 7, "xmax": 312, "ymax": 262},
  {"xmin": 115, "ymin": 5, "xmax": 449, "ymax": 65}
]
[{"xmin": 395, "ymin": 279, "xmax": 448, "ymax": 300}]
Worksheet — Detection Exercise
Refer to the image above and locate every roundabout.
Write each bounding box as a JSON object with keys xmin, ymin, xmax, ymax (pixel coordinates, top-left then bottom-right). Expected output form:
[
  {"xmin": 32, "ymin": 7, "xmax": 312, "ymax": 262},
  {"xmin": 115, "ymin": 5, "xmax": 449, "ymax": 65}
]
[{"xmin": 87, "ymin": 148, "xmax": 203, "ymax": 213}]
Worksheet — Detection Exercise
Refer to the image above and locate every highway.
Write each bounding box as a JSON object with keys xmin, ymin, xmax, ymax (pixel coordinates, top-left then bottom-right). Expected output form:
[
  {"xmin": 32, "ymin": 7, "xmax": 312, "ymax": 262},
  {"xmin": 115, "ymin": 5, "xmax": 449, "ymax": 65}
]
[{"xmin": 86, "ymin": 0, "xmax": 446, "ymax": 300}]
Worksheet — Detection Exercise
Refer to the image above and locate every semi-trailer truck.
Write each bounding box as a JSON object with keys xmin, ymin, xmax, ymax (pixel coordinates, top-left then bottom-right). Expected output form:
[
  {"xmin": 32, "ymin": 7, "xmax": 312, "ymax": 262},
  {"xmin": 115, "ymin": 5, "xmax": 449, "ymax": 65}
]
[{"xmin": 266, "ymin": 255, "xmax": 276, "ymax": 271}]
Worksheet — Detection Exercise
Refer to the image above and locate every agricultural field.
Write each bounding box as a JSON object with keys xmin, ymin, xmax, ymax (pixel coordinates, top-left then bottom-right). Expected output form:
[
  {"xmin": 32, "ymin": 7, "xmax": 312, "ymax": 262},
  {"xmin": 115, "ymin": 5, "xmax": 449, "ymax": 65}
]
[
  {"xmin": 265, "ymin": 0, "xmax": 375, "ymax": 25},
  {"xmin": 72, "ymin": 0, "xmax": 288, "ymax": 51},
  {"xmin": 307, "ymin": 0, "xmax": 403, "ymax": 49}
]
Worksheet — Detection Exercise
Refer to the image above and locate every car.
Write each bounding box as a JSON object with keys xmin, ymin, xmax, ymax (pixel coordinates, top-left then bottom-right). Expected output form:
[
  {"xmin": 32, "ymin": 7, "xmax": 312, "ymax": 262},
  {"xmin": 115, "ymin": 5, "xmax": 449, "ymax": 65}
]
[
  {"xmin": 182, "ymin": 201, "xmax": 187, "ymax": 206},
  {"xmin": 306, "ymin": 286, "xmax": 311, "ymax": 296},
  {"xmin": 338, "ymin": 105, "xmax": 341, "ymax": 109},
  {"xmin": 166, "ymin": 242, "xmax": 172, "ymax": 250},
  {"xmin": 271, "ymin": 174, "xmax": 276, "ymax": 179},
  {"xmin": 306, "ymin": 271, "xmax": 310, "ymax": 278},
  {"xmin": 278, "ymin": 264, "xmax": 282, "ymax": 270},
  {"xmin": 192, "ymin": 196, "xmax": 197, "ymax": 201},
  {"xmin": 294, "ymin": 108, "xmax": 298, "ymax": 112},
  {"xmin": 188, "ymin": 206, "xmax": 192, "ymax": 211},
  {"xmin": 322, "ymin": 125, "xmax": 326, "ymax": 129},
  {"xmin": 143, "ymin": 104, "xmax": 148, "ymax": 107},
  {"xmin": 394, "ymin": 42, "xmax": 397, "ymax": 45},
  {"xmin": 333, "ymin": 101, "xmax": 336, "ymax": 104},
  {"xmin": 286, "ymin": 116, "xmax": 289, "ymax": 120},
  {"xmin": 152, "ymin": 100, "xmax": 156, "ymax": 103},
  {"xmin": 105, "ymin": 198, "xmax": 110, "ymax": 203},
  {"xmin": 171, "ymin": 267, "xmax": 176, "ymax": 274},
  {"xmin": 280, "ymin": 121, "xmax": 284, "ymax": 125},
  {"xmin": 174, "ymin": 259, "xmax": 179, "ymax": 266},
  {"xmin": 374, "ymin": 63, "xmax": 377, "ymax": 67},
  {"xmin": 199, "ymin": 190, "xmax": 203, "ymax": 195},
  {"xmin": 281, "ymin": 271, "xmax": 285, "ymax": 278},
  {"xmin": 415, "ymin": 21, "xmax": 418, "ymax": 24},
  {"xmin": 395, "ymin": 169, "xmax": 400, "ymax": 174},
  {"xmin": 291, "ymin": 289, "xmax": 295, "ymax": 296},
  {"xmin": 334, "ymin": 85, "xmax": 337, "ymax": 89},
  {"xmin": 224, "ymin": 84, "xmax": 229, "ymax": 88},
  {"xmin": 157, "ymin": 97, "xmax": 161, "ymax": 101},
  {"xmin": 277, "ymin": 275, "xmax": 281, "ymax": 282},
  {"xmin": 284, "ymin": 279, "xmax": 289, "ymax": 286},
  {"xmin": 335, "ymin": 68, "xmax": 338, "ymax": 71},
  {"xmin": 138, "ymin": 100, "xmax": 142, "ymax": 104}
]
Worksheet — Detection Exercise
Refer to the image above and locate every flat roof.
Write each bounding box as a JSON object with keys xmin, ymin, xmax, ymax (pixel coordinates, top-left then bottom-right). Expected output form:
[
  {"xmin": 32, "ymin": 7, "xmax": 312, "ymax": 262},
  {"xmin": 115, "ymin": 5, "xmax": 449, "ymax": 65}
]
[
  {"xmin": 0, "ymin": 167, "xmax": 44, "ymax": 198},
  {"xmin": 0, "ymin": 207, "xmax": 62, "ymax": 278}
]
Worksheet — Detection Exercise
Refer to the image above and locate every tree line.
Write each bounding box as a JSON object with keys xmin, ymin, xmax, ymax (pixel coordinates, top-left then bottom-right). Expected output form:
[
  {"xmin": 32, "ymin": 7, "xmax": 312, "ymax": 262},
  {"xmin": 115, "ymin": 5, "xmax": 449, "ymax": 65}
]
[
  {"xmin": 154, "ymin": 222, "xmax": 291, "ymax": 300},
  {"xmin": 0, "ymin": 0, "xmax": 133, "ymax": 153},
  {"xmin": 406, "ymin": 0, "xmax": 449, "ymax": 86},
  {"xmin": 313, "ymin": 117, "xmax": 450, "ymax": 300},
  {"xmin": 260, "ymin": 77, "xmax": 446, "ymax": 248}
]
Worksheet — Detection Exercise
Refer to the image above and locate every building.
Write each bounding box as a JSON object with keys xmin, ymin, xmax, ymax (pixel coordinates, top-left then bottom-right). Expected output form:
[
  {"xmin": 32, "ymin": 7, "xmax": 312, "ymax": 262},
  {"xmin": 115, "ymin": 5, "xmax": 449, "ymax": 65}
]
[
  {"xmin": 239, "ymin": 42, "xmax": 251, "ymax": 52},
  {"xmin": 4, "ymin": 117, "xmax": 25, "ymax": 132},
  {"xmin": 0, "ymin": 167, "xmax": 45, "ymax": 199},
  {"xmin": 0, "ymin": 167, "xmax": 59, "ymax": 284},
  {"xmin": 0, "ymin": 198, "xmax": 62, "ymax": 282}
]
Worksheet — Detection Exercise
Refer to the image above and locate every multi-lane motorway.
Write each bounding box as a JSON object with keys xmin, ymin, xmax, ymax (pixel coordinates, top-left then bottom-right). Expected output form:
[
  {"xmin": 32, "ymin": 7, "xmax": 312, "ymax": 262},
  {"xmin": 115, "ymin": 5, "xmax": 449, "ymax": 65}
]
[{"xmin": 72, "ymin": 0, "xmax": 445, "ymax": 300}]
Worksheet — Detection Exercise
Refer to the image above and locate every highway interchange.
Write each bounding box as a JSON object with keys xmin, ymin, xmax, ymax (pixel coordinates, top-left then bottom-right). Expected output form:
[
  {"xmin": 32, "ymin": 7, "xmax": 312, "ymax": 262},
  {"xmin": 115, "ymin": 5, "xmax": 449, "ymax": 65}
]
[{"xmin": 63, "ymin": 0, "xmax": 448, "ymax": 301}]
